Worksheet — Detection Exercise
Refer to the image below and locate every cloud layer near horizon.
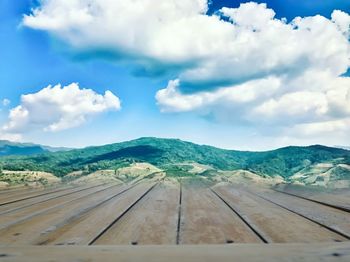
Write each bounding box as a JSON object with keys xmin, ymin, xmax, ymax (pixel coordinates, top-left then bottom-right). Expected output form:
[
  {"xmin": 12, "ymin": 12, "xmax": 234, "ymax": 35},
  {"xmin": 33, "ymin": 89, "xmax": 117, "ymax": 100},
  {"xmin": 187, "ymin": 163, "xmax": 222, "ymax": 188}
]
[
  {"xmin": 2, "ymin": 83, "xmax": 121, "ymax": 139},
  {"xmin": 23, "ymin": 1, "xmax": 350, "ymax": 140}
]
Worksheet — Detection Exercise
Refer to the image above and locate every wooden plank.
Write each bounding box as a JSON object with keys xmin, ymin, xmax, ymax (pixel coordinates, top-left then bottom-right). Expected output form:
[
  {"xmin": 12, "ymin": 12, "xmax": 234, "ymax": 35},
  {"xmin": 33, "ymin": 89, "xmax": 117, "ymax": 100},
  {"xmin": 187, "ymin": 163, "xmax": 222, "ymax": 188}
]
[
  {"xmin": 0, "ymin": 243, "xmax": 349, "ymax": 262},
  {"xmin": 213, "ymin": 185, "xmax": 346, "ymax": 243},
  {"xmin": 93, "ymin": 180, "xmax": 180, "ymax": 245},
  {"xmin": 274, "ymin": 184, "xmax": 350, "ymax": 211},
  {"xmin": 0, "ymin": 186, "xmax": 50, "ymax": 197},
  {"xmin": 0, "ymin": 183, "xmax": 106, "ymax": 214},
  {"xmin": 0, "ymin": 185, "xmax": 29, "ymax": 194},
  {"xmin": 252, "ymin": 187, "xmax": 350, "ymax": 239},
  {"xmin": 37, "ymin": 182, "xmax": 157, "ymax": 245},
  {"xmin": 0, "ymin": 184, "xmax": 77, "ymax": 206},
  {"xmin": 0, "ymin": 183, "xmax": 80, "ymax": 200},
  {"xmin": 0, "ymin": 183, "xmax": 131, "ymax": 245},
  {"xmin": 179, "ymin": 182, "xmax": 262, "ymax": 244},
  {"xmin": 0, "ymin": 184, "xmax": 114, "ymax": 229}
]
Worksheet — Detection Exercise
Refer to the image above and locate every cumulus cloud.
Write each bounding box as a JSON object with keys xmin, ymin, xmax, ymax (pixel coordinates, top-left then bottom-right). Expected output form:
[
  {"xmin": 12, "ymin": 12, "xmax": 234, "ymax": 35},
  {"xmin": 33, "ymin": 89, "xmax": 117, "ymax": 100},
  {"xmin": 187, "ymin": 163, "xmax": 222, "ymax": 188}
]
[
  {"xmin": 156, "ymin": 77, "xmax": 281, "ymax": 116},
  {"xmin": 332, "ymin": 10, "xmax": 350, "ymax": 38},
  {"xmin": 2, "ymin": 83, "xmax": 121, "ymax": 136},
  {"xmin": 23, "ymin": 1, "xmax": 350, "ymax": 139}
]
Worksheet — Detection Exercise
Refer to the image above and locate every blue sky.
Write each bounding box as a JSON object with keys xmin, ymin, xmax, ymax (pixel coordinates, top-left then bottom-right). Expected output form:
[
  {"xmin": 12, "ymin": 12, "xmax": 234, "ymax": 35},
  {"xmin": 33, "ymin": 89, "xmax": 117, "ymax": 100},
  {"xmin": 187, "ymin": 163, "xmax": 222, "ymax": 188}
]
[{"xmin": 0, "ymin": 0, "xmax": 349, "ymax": 150}]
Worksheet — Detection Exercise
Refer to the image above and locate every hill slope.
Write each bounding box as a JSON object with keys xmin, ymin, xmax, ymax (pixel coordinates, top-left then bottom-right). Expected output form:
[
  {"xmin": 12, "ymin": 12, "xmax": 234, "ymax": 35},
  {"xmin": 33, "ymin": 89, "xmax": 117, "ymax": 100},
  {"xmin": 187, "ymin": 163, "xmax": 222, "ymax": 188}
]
[
  {"xmin": 0, "ymin": 138, "xmax": 349, "ymax": 182},
  {"xmin": 0, "ymin": 140, "xmax": 71, "ymax": 156}
]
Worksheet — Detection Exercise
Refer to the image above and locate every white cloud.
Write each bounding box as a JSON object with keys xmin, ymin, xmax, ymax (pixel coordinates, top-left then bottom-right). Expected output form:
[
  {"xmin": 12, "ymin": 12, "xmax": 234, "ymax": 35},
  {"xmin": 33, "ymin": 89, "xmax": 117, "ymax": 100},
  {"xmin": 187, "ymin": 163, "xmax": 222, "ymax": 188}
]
[
  {"xmin": 2, "ymin": 83, "xmax": 121, "ymax": 136},
  {"xmin": 156, "ymin": 77, "xmax": 281, "ymax": 115},
  {"xmin": 0, "ymin": 132, "xmax": 22, "ymax": 142},
  {"xmin": 290, "ymin": 118, "xmax": 350, "ymax": 137},
  {"xmin": 157, "ymin": 72, "xmax": 350, "ymax": 129},
  {"xmin": 23, "ymin": 1, "xmax": 349, "ymax": 84},
  {"xmin": 2, "ymin": 99, "xmax": 10, "ymax": 107},
  {"xmin": 23, "ymin": 1, "xmax": 350, "ymax": 140},
  {"xmin": 220, "ymin": 2, "xmax": 275, "ymax": 30},
  {"xmin": 332, "ymin": 10, "xmax": 350, "ymax": 38}
]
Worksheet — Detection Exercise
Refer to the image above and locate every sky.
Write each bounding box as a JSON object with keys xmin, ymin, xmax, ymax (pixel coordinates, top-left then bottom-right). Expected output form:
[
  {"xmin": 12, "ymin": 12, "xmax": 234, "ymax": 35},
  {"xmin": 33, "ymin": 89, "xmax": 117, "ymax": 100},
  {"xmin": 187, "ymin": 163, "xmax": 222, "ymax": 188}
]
[{"xmin": 0, "ymin": 0, "xmax": 349, "ymax": 150}]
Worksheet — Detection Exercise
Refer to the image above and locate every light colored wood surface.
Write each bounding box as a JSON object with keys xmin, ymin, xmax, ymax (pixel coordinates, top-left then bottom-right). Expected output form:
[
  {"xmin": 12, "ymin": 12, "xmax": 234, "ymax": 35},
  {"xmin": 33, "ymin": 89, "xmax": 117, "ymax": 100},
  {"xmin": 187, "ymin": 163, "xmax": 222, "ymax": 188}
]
[
  {"xmin": 0, "ymin": 183, "xmax": 105, "ymax": 214},
  {"xmin": 213, "ymin": 185, "xmax": 346, "ymax": 243},
  {"xmin": 274, "ymin": 184, "xmax": 350, "ymax": 211},
  {"xmin": 0, "ymin": 185, "xmax": 75, "ymax": 205},
  {"xmin": 180, "ymin": 182, "xmax": 262, "ymax": 244},
  {"xmin": 93, "ymin": 180, "xmax": 179, "ymax": 245},
  {"xmin": 0, "ymin": 180, "xmax": 349, "ymax": 246},
  {"xmin": 252, "ymin": 187, "xmax": 350, "ymax": 238},
  {"xmin": 0, "ymin": 184, "xmax": 130, "ymax": 244},
  {"xmin": 0, "ymin": 243, "xmax": 349, "ymax": 262},
  {"xmin": 39, "ymin": 182, "xmax": 157, "ymax": 245},
  {"xmin": 0, "ymin": 184, "xmax": 112, "ymax": 229}
]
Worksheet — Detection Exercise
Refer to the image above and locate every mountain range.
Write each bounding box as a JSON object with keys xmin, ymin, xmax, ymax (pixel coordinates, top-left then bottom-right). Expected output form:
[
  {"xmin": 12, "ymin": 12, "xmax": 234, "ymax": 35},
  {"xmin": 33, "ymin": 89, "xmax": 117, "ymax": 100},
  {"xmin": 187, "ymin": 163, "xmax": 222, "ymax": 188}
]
[
  {"xmin": 0, "ymin": 137, "xmax": 349, "ymax": 187},
  {"xmin": 0, "ymin": 140, "xmax": 72, "ymax": 156}
]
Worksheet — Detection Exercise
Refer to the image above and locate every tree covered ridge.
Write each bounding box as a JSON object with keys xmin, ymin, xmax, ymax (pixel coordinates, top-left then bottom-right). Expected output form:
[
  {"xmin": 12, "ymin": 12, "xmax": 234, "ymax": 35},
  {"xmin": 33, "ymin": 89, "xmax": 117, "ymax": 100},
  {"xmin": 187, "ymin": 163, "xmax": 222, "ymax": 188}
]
[{"xmin": 0, "ymin": 137, "xmax": 349, "ymax": 178}]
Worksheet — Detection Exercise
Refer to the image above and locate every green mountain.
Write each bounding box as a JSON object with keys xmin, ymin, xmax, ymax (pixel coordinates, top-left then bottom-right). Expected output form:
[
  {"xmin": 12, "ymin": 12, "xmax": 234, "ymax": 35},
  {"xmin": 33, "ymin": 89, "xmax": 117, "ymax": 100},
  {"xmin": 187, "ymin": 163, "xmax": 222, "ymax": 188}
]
[
  {"xmin": 0, "ymin": 137, "xmax": 349, "ymax": 181},
  {"xmin": 0, "ymin": 140, "xmax": 71, "ymax": 156}
]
